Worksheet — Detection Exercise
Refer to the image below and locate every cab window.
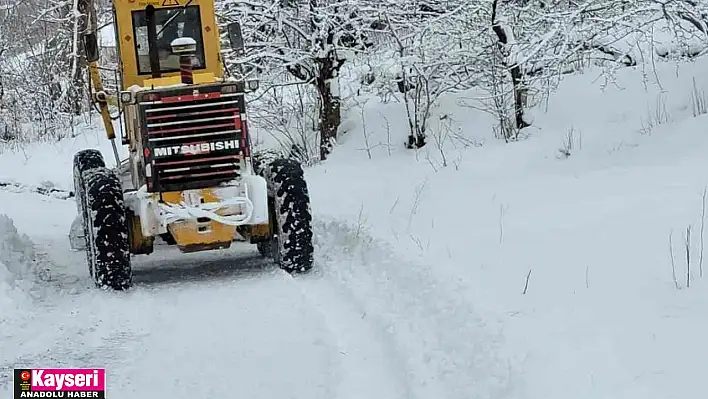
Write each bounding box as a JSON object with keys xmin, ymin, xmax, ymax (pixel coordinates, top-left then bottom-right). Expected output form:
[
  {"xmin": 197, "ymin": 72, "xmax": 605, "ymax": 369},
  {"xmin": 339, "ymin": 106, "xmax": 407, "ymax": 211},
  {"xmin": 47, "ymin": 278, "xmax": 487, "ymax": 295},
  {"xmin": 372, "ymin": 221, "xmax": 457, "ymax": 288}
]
[{"xmin": 131, "ymin": 6, "xmax": 206, "ymax": 75}]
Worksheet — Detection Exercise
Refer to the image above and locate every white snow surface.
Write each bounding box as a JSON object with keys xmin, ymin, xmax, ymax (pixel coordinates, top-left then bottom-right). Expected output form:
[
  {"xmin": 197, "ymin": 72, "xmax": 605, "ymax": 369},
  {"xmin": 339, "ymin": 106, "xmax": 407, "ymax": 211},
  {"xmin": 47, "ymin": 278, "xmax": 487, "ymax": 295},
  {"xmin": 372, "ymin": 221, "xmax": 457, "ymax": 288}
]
[{"xmin": 2, "ymin": 52, "xmax": 708, "ymax": 399}]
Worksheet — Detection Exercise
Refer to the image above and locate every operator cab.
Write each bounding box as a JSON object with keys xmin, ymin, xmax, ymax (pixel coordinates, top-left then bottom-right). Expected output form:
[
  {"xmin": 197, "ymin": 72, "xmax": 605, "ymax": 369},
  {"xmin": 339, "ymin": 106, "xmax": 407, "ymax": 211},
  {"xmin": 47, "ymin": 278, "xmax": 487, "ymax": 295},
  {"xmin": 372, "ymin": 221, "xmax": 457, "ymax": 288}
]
[
  {"xmin": 132, "ymin": 5, "xmax": 206, "ymax": 75},
  {"xmin": 112, "ymin": 0, "xmax": 227, "ymax": 89}
]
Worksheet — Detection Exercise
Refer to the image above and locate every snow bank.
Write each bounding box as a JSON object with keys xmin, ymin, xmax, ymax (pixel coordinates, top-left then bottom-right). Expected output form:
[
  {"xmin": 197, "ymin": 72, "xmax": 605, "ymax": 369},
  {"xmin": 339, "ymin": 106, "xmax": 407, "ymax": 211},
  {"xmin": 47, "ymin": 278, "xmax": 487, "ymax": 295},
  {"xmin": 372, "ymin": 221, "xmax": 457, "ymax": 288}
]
[
  {"xmin": 306, "ymin": 53, "xmax": 708, "ymax": 398},
  {"xmin": 0, "ymin": 118, "xmax": 129, "ymax": 192},
  {"xmin": 0, "ymin": 214, "xmax": 46, "ymax": 310},
  {"xmin": 312, "ymin": 218, "xmax": 519, "ymax": 398},
  {"xmin": 0, "ymin": 253, "xmax": 16, "ymax": 311}
]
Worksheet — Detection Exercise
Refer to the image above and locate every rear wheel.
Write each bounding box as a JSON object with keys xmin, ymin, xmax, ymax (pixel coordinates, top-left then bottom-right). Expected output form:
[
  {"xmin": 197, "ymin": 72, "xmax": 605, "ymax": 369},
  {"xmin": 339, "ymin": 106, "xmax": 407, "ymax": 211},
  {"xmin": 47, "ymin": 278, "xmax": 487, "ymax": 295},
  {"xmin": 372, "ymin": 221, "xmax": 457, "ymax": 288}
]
[
  {"xmin": 256, "ymin": 157, "xmax": 314, "ymax": 273},
  {"xmin": 82, "ymin": 167, "xmax": 132, "ymax": 290}
]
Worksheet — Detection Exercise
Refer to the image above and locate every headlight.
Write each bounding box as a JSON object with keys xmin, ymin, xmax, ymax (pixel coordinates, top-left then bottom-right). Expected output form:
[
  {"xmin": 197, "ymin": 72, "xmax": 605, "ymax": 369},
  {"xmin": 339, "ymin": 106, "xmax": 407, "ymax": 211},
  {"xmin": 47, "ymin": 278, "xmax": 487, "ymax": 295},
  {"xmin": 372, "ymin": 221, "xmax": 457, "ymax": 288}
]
[
  {"xmin": 246, "ymin": 79, "xmax": 259, "ymax": 91},
  {"xmin": 221, "ymin": 84, "xmax": 241, "ymax": 94},
  {"xmin": 120, "ymin": 91, "xmax": 134, "ymax": 104}
]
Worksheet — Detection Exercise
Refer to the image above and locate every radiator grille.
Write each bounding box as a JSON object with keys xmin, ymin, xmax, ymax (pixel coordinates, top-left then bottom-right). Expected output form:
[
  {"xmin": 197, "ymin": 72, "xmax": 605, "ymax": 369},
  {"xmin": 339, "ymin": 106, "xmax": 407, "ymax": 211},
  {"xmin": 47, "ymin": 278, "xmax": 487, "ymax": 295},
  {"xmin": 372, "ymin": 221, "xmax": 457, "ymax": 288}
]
[{"xmin": 140, "ymin": 90, "xmax": 246, "ymax": 192}]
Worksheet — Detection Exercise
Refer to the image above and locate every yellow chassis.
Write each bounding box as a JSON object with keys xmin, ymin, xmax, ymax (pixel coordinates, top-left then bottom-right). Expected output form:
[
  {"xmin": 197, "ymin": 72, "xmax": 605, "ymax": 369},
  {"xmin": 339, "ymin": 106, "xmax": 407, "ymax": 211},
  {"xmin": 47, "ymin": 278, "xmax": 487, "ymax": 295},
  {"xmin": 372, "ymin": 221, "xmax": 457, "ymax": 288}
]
[{"xmin": 77, "ymin": 0, "xmax": 270, "ymax": 256}]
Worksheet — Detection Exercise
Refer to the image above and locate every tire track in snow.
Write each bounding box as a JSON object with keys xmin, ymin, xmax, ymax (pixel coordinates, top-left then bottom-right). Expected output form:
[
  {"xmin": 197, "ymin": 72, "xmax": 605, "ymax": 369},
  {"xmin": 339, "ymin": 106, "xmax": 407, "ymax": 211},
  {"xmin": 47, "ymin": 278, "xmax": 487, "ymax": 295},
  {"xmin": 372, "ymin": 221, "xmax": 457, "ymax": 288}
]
[
  {"xmin": 310, "ymin": 218, "xmax": 519, "ymax": 399},
  {"xmin": 96, "ymin": 276, "xmax": 341, "ymax": 399},
  {"xmin": 21, "ymin": 238, "xmax": 418, "ymax": 399},
  {"xmin": 282, "ymin": 268, "xmax": 414, "ymax": 399},
  {"xmin": 2, "ymin": 189, "xmax": 517, "ymax": 398},
  {"xmin": 3, "ymin": 248, "xmax": 347, "ymax": 399}
]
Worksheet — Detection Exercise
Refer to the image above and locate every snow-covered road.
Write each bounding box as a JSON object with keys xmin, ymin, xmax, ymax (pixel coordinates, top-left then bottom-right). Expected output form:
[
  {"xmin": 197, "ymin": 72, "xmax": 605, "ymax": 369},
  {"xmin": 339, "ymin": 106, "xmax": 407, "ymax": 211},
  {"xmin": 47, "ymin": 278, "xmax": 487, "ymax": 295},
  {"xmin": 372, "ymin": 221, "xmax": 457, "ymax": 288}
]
[{"xmin": 0, "ymin": 191, "xmax": 514, "ymax": 399}]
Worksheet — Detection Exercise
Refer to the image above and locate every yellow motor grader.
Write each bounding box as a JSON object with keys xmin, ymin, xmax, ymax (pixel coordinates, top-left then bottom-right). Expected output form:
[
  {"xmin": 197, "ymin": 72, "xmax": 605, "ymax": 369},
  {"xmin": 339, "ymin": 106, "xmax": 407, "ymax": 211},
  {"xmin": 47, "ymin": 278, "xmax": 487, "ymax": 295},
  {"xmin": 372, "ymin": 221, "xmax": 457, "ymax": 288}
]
[{"xmin": 69, "ymin": 0, "xmax": 313, "ymax": 290}]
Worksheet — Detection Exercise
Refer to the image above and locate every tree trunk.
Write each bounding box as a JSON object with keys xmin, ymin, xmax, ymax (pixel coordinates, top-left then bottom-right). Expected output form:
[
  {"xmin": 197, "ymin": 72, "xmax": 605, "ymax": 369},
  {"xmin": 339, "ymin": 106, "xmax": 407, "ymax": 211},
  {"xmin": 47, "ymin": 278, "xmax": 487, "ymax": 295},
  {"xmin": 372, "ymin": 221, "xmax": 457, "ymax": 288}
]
[
  {"xmin": 317, "ymin": 78, "xmax": 340, "ymax": 161},
  {"xmin": 509, "ymin": 64, "xmax": 529, "ymax": 131},
  {"xmin": 491, "ymin": 0, "xmax": 530, "ymax": 132},
  {"xmin": 61, "ymin": 1, "xmax": 87, "ymax": 116},
  {"xmin": 316, "ymin": 55, "xmax": 343, "ymax": 161}
]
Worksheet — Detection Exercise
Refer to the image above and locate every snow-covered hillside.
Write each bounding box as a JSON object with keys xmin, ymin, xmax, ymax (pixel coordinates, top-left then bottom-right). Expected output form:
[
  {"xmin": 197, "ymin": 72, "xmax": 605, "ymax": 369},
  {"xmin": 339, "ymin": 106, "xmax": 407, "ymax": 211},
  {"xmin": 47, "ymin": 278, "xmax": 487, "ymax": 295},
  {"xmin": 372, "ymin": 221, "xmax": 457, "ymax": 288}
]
[
  {"xmin": 308, "ymin": 56, "xmax": 708, "ymax": 398},
  {"xmin": 2, "ymin": 50, "xmax": 708, "ymax": 399}
]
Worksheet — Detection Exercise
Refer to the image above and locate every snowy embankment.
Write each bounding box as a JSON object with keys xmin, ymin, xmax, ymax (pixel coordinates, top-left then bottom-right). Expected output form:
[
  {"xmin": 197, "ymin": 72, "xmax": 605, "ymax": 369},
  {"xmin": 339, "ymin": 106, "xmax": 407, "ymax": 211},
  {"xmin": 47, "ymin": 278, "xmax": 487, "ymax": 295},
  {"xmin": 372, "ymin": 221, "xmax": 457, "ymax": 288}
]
[
  {"xmin": 0, "ymin": 211, "xmax": 56, "ymax": 387},
  {"xmin": 1, "ymin": 45, "xmax": 708, "ymax": 399},
  {"xmin": 0, "ymin": 215, "xmax": 42, "ymax": 310},
  {"xmin": 304, "ymin": 54, "xmax": 708, "ymax": 398}
]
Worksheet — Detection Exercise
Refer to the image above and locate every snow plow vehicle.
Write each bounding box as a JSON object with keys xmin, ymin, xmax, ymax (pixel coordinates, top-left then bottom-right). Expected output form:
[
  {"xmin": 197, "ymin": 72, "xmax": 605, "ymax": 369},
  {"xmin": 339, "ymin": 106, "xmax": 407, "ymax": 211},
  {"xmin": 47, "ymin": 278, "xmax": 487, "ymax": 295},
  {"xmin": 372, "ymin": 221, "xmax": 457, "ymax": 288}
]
[{"xmin": 69, "ymin": 0, "xmax": 313, "ymax": 290}]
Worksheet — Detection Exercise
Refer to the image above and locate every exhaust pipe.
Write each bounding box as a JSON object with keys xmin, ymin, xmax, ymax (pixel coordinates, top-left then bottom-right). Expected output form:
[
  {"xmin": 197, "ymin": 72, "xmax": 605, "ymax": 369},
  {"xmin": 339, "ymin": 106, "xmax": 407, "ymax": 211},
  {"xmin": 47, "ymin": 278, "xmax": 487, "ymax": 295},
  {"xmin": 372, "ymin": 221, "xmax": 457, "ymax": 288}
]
[{"xmin": 170, "ymin": 37, "xmax": 197, "ymax": 84}]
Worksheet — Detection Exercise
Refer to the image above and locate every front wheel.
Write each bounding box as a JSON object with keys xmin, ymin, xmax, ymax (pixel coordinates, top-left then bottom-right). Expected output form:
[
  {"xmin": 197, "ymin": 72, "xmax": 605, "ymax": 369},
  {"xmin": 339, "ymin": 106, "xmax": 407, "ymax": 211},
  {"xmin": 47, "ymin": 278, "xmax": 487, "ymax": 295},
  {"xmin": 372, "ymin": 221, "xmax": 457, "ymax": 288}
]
[
  {"xmin": 257, "ymin": 157, "xmax": 314, "ymax": 273},
  {"xmin": 73, "ymin": 149, "xmax": 105, "ymax": 215},
  {"xmin": 72, "ymin": 149, "xmax": 105, "ymax": 263},
  {"xmin": 82, "ymin": 167, "xmax": 132, "ymax": 290}
]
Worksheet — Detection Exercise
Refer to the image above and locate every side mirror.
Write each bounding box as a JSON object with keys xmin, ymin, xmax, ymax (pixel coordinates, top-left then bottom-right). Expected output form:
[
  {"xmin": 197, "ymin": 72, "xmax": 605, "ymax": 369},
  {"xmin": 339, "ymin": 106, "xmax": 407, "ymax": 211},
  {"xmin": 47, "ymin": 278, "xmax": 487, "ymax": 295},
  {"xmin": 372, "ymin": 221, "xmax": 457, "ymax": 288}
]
[
  {"xmin": 83, "ymin": 32, "xmax": 100, "ymax": 63},
  {"xmin": 227, "ymin": 22, "xmax": 245, "ymax": 55}
]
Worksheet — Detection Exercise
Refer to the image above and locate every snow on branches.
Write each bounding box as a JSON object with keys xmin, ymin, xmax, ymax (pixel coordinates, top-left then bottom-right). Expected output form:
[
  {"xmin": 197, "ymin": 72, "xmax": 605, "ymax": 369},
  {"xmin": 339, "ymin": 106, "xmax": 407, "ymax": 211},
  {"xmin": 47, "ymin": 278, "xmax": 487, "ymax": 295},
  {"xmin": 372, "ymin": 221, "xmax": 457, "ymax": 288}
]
[
  {"xmin": 4, "ymin": 0, "xmax": 705, "ymax": 153},
  {"xmin": 218, "ymin": 0, "xmax": 374, "ymax": 161},
  {"xmin": 0, "ymin": 0, "xmax": 95, "ymax": 143}
]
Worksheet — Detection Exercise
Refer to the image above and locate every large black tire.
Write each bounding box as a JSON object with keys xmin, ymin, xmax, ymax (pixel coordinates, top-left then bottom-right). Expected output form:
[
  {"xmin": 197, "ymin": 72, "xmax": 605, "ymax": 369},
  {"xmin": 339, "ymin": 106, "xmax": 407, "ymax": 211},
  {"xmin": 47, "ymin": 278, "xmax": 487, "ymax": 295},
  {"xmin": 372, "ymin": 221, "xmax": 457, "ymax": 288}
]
[
  {"xmin": 73, "ymin": 149, "xmax": 105, "ymax": 216},
  {"xmin": 252, "ymin": 148, "xmax": 286, "ymax": 175},
  {"xmin": 82, "ymin": 167, "xmax": 132, "ymax": 290},
  {"xmin": 256, "ymin": 157, "xmax": 314, "ymax": 273},
  {"xmin": 253, "ymin": 148, "xmax": 285, "ymax": 259},
  {"xmin": 73, "ymin": 149, "xmax": 105, "ymax": 270}
]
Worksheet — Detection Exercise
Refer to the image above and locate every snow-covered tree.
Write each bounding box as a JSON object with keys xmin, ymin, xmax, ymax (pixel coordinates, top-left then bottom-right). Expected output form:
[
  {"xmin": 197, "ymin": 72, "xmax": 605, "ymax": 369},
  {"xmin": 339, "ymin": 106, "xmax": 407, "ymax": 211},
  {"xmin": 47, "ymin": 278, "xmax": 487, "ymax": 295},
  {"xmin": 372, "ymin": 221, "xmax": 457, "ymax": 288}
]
[
  {"xmin": 219, "ymin": 0, "xmax": 374, "ymax": 161},
  {"xmin": 0, "ymin": 0, "xmax": 92, "ymax": 142}
]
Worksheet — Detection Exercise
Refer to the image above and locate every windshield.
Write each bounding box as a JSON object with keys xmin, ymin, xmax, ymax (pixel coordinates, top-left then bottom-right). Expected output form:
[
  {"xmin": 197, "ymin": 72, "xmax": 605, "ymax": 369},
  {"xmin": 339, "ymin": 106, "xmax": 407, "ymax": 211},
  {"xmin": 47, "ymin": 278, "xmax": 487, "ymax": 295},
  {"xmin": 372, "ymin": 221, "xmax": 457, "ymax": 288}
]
[{"xmin": 131, "ymin": 6, "xmax": 206, "ymax": 75}]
